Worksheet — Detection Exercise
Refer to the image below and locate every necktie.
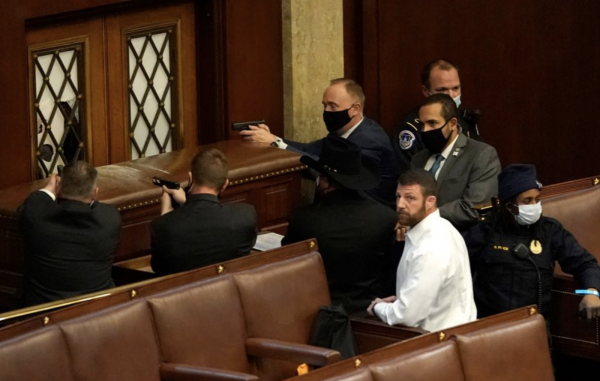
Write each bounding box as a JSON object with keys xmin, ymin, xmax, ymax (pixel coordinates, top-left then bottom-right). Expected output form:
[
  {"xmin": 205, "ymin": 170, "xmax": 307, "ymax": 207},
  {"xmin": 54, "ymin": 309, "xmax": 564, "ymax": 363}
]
[{"xmin": 429, "ymin": 154, "xmax": 445, "ymax": 176}]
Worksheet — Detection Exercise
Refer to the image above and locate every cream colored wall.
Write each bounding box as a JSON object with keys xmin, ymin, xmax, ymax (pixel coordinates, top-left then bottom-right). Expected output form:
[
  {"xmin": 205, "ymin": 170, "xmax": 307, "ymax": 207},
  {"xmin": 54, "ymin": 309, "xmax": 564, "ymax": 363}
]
[{"xmin": 282, "ymin": 0, "xmax": 344, "ymax": 142}]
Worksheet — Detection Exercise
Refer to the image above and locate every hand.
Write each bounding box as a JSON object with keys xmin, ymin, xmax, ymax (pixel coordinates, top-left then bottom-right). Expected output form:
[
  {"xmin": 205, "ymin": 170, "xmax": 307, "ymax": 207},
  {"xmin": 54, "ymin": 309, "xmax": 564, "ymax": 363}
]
[
  {"xmin": 395, "ymin": 222, "xmax": 407, "ymax": 242},
  {"xmin": 160, "ymin": 186, "xmax": 186, "ymax": 216},
  {"xmin": 43, "ymin": 173, "xmax": 60, "ymax": 197},
  {"xmin": 579, "ymin": 292, "xmax": 600, "ymax": 319},
  {"xmin": 239, "ymin": 124, "xmax": 277, "ymax": 144},
  {"xmin": 367, "ymin": 298, "xmax": 385, "ymax": 316}
]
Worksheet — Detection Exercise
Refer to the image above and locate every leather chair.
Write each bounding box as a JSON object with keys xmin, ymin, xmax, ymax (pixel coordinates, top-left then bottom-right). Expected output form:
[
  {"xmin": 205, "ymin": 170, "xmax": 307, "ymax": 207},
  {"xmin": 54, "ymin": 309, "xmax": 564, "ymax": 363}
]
[
  {"xmin": 148, "ymin": 276, "xmax": 258, "ymax": 379},
  {"xmin": 234, "ymin": 253, "xmax": 335, "ymax": 381},
  {"xmin": 0, "ymin": 326, "xmax": 74, "ymax": 381},
  {"xmin": 543, "ymin": 185, "xmax": 600, "ymax": 257},
  {"xmin": 455, "ymin": 313, "xmax": 554, "ymax": 381},
  {"xmin": 369, "ymin": 341, "xmax": 465, "ymax": 381},
  {"xmin": 60, "ymin": 300, "xmax": 163, "ymax": 381}
]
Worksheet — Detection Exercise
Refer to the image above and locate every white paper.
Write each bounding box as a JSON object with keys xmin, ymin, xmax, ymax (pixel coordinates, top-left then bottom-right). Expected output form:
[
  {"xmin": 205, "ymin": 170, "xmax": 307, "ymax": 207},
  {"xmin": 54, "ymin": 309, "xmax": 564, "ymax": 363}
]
[{"xmin": 253, "ymin": 232, "xmax": 284, "ymax": 251}]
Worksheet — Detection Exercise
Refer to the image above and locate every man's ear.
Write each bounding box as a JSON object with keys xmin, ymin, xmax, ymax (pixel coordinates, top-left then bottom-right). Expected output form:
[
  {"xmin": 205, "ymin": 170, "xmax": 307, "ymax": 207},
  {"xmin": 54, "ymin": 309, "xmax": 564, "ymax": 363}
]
[
  {"xmin": 449, "ymin": 117, "xmax": 459, "ymax": 131},
  {"xmin": 220, "ymin": 179, "xmax": 230, "ymax": 193},
  {"xmin": 93, "ymin": 186, "xmax": 99, "ymax": 200},
  {"xmin": 188, "ymin": 172, "xmax": 193, "ymax": 186},
  {"xmin": 421, "ymin": 85, "xmax": 431, "ymax": 98},
  {"xmin": 425, "ymin": 195, "xmax": 437, "ymax": 210}
]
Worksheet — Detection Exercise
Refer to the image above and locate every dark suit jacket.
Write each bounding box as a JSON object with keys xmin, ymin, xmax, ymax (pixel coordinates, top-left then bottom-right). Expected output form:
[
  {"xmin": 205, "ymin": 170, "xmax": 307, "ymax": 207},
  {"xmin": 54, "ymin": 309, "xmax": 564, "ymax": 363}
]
[
  {"xmin": 283, "ymin": 117, "xmax": 398, "ymax": 207},
  {"xmin": 150, "ymin": 193, "xmax": 257, "ymax": 275},
  {"xmin": 392, "ymin": 106, "xmax": 484, "ymax": 174},
  {"xmin": 17, "ymin": 191, "xmax": 121, "ymax": 307},
  {"xmin": 411, "ymin": 133, "xmax": 500, "ymax": 231},
  {"xmin": 282, "ymin": 189, "xmax": 397, "ymax": 313}
]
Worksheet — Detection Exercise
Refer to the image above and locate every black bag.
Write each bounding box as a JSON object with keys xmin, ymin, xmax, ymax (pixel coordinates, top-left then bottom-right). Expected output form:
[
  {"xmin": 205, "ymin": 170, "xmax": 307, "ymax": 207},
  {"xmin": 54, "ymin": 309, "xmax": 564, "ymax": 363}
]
[{"xmin": 309, "ymin": 304, "xmax": 357, "ymax": 359}]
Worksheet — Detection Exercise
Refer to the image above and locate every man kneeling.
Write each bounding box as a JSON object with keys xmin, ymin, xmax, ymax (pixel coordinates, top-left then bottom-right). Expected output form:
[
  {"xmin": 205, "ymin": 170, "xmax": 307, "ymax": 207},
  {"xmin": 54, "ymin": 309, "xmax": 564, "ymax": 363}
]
[{"xmin": 368, "ymin": 169, "xmax": 476, "ymax": 331}]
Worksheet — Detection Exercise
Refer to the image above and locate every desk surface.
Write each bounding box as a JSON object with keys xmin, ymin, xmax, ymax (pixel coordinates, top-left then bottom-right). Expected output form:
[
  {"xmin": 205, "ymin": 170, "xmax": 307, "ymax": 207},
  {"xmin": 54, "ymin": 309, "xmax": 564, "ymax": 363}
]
[{"xmin": 0, "ymin": 140, "xmax": 303, "ymax": 217}]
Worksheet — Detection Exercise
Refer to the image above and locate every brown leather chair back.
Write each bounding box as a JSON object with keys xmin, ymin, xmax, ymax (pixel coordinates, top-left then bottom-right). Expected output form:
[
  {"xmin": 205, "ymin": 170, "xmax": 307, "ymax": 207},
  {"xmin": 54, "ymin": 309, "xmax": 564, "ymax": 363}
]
[
  {"xmin": 369, "ymin": 341, "xmax": 465, "ymax": 381},
  {"xmin": 234, "ymin": 252, "xmax": 331, "ymax": 381},
  {"xmin": 322, "ymin": 369, "xmax": 374, "ymax": 381},
  {"xmin": 543, "ymin": 186, "xmax": 600, "ymax": 258},
  {"xmin": 0, "ymin": 326, "xmax": 74, "ymax": 381},
  {"xmin": 455, "ymin": 314, "xmax": 554, "ymax": 381},
  {"xmin": 148, "ymin": 275, "xmax": 255, "ymax": 374},
  {"xmin": 60, "ymin": 300, "xmax": 161, "ymax": 381}
]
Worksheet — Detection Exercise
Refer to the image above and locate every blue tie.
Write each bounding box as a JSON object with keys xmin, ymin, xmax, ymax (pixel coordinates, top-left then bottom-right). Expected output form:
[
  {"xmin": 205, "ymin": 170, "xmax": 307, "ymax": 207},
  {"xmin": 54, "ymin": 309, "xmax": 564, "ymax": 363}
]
[{"xmin": 429, "ymin": 154, "xmax": 445, "ymax": 176}]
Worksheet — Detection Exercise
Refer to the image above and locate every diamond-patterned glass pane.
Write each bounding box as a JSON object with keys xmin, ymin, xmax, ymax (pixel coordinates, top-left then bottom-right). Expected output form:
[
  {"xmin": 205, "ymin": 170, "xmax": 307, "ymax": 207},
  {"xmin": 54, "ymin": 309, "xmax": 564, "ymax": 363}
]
[
  {"xmin": 127, "ymin": 28, "xmax": 177, "ymax": 160},
  {"xmin": 32, "ymin": 45, "xmax": 86, "ymax": 178}
]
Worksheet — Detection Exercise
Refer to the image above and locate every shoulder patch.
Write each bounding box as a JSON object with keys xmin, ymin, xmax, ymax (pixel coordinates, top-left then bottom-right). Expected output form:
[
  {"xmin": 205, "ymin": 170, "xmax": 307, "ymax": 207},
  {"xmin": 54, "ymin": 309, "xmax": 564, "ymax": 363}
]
[{"xmin": 398, "ymin": 130, "xmax": 416, "ymax": 150}]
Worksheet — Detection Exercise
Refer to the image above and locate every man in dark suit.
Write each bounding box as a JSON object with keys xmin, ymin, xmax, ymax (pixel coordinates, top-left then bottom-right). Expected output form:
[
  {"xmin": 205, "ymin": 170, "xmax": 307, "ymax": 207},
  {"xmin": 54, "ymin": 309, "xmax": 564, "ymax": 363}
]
[
  {"xmin": 392, "ymin": 59, "xmax": 483, "ymax": 173},
  {"xmin": 411, "ymin": 94, "xmax": 500, "ymax": 231},
  {"xmin": 239, "ymin": 78, "xmax": 397, "ymax": 208},
  {"xmin": 282, "ymin": 137, "xmax": 397, "ymax": 314},
  {"xmin": 17, "ymin": 161, "xmax": 121, "ymax": 307},
  {"xmin": 150, "ymin": 148, "xmax": 257, "ymax": 275}
]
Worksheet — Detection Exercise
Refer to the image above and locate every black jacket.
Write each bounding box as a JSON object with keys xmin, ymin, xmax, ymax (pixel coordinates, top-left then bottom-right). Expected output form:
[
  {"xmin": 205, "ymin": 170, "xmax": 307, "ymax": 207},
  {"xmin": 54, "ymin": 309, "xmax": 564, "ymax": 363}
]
[
  {"xmin": 464, "ymin": 213, "xmax": 600, "ymax": 317},
  {"xmin": 150, "ymin": 193, "xmax": 257, "ymax": 275},
  {"xmin": 284, "ymin": 117, "xmax": 398, "ymax": 208},
  {"xmin": 282, "ymin": 189, "xmax": 397, "ymax": 313},
  {"xmin": 17, "ymin": 191, "xmax": 121, "ymax": 307}
]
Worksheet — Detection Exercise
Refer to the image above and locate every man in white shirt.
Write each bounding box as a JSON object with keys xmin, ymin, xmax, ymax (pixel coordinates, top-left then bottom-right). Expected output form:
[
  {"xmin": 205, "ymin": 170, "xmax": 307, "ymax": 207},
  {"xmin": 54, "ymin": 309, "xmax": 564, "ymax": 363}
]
[
  {"xmin": 411, "ymin": 93, "xmax": 500, "ymax": 231},
  {"xmin": 367, "ymin": 168, "xmax": 477, "ymax": 331}
]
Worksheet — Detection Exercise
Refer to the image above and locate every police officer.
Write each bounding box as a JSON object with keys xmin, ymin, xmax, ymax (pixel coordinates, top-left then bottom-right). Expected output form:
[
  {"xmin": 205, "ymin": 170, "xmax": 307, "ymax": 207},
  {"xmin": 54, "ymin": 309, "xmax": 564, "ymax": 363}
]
[
  {"xmin": 464, "ymin": 164, "xmax": 600, "ymax": 319},
  {"xmin": 392, "ymin": 59, "xmax": 483, "ymax": 173}
]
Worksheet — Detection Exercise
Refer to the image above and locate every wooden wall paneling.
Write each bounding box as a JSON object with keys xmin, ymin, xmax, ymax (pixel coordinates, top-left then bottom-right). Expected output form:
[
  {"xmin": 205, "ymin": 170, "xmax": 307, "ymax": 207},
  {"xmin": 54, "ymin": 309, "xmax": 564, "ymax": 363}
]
[
  {"xmin": 0, "ymin": 0, "xmax": 33, "ymax": 188},
  {"xmin": 223, "ymin": 0, "xmax": 284, "ymax": 140},
  {"xmin": 196, "ymin": 0, "xmax": 226, "ymax": 145},
  {"xmin": 105, "ymin": 1, "xmax": 197, "ymax": 163},
  {"xmin": 348, "ymin": 0, "xmax": 600, "ymax": 185},
  {"xmin": 342, "ymin": 0, "xmax": 361, "ymax": 84},
  {"xmin": 358, "ymin": 0, "xmax": 380, "ymax": 122},
  {"xmin": 26, "ymin": 18, "xmax": 108, "ymax": 172}
]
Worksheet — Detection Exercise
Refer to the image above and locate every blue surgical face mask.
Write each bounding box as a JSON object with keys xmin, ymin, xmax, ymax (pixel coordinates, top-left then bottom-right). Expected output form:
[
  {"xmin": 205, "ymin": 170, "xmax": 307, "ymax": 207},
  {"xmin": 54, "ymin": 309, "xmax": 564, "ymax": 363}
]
[
  {"xmin": 515, "ymin": 202, "xmax": 543, "ymax": 226},
  {"xmin": 453, "ymin": 94, "xmax": 461, "ymax": 108}
]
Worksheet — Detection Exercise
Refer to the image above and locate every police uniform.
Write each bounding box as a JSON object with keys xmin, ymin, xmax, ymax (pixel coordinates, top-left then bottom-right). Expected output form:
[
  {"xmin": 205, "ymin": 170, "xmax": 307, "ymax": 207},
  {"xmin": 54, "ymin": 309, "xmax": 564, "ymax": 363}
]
[
  {"xmin": 391, "ymin": 106, "xmax": 483, "ymax": 173},
  {"xmin": 464, "ymin": 215, "xmax": 600, "ymax": 318}
]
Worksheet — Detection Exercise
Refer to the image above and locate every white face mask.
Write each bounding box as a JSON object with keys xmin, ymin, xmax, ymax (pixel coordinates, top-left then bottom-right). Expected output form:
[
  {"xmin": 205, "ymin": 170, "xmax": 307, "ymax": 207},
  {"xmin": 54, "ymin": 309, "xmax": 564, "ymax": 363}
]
[
  {"xmin": 453, "ymin": 94, "xmax": 462, "ymax": 108},
  {"xmin": 515, "ymin": 202, "xmax": 542, "ymax": 225},
  {"xmin": 426, "ymin": 90, "xmax": 461, "ymax": 108}
]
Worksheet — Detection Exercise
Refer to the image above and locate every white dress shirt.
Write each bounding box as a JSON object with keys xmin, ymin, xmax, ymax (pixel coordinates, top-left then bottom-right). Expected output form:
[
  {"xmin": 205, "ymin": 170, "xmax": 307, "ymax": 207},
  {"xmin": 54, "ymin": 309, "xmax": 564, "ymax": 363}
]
[
  {"xmin": 374, "ymin": 209, "xmax": 476, "ymax": 331},
  {"xmin": 424, "ymin": 134, "xmax": 459, "ymax": 179}
]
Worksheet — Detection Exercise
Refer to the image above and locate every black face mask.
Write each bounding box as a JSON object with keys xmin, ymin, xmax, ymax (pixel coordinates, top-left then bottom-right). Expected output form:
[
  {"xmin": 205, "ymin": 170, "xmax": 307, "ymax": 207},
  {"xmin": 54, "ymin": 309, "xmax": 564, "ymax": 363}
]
[
  {"xmin": 421, "ymin": 120, "xmax": 451, "ymax": 154},
  {"xmin": 323, "ymin": 109, "xmax": 352, "ymax": 133}
]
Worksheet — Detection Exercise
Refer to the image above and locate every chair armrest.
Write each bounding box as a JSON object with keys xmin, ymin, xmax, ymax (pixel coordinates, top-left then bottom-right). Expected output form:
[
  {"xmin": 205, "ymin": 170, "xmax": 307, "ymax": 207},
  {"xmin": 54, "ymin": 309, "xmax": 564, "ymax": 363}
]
[
  {"xmin": 245, "ymin": 337, "xmax": 341, "ymax": 367},
  {"xmin": 160, "ymin": 363, "xmax": 259, "ymax": 381}
]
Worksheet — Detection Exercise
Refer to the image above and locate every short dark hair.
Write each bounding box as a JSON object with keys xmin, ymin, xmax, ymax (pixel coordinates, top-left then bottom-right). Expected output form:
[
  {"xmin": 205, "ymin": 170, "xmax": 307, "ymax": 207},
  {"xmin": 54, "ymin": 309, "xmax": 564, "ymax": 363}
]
[
  {"xmin": 329, "ymin": 78, "xmax": 366, "ymax": 107},
  {"xmin": 60, "ymin": 161, "xmax": 98, "ymax": 199},
  {"xmin": 421, "ymin": 59, "xmax": 459, "ymax": 90},
  {"xmin": 191, "ymin": 148, "xmax": 229, "ymax": 190},
  {"xmin": 421, "ymin": 93, "xmax": 458, "ymax": 122},
  {"xmin": 398, "ymin": 169, "xmax": 438, "ymax": 199}
]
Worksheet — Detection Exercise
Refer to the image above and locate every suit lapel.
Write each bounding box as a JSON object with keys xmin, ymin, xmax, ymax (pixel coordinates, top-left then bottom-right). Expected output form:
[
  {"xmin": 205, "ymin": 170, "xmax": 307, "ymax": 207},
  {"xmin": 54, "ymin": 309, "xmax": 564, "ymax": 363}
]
[{"xmin": 436, "ymin": 133, "xmax": 467, "ymax": 185}]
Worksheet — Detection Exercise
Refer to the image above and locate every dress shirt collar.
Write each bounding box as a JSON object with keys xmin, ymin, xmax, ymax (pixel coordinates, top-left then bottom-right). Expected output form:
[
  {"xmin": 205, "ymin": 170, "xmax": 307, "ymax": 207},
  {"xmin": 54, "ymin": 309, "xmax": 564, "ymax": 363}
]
[
  {"xmin": 439, "ymin": 133, "xmax": 459, "ymax": 160},
  {"xmin": 340, "ymin": 117, "xmax": 364, "ymax": 139},
  {"xmin": 405, "ymin": 209, "xmax": 440, "ymax": 244}
]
